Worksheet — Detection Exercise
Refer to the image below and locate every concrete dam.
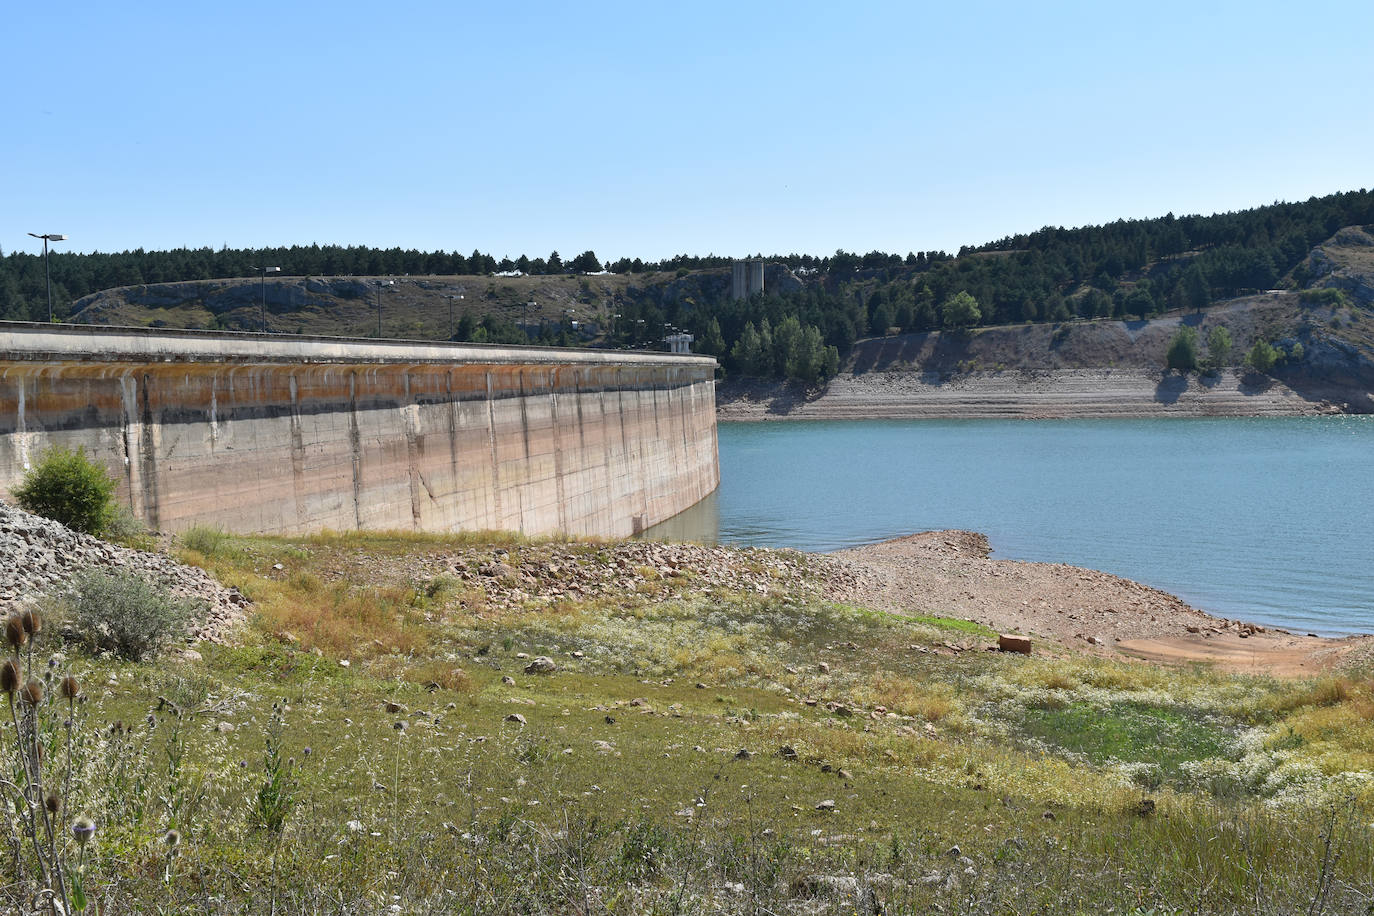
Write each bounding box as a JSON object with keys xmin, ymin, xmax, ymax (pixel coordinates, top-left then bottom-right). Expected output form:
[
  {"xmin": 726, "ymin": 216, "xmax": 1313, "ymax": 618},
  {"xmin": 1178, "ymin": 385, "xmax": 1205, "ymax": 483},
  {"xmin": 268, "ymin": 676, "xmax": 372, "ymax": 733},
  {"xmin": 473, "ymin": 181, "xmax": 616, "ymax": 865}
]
[{"xmin": 0, "ymin": 323, "xmax": 720, "ymax": 538}]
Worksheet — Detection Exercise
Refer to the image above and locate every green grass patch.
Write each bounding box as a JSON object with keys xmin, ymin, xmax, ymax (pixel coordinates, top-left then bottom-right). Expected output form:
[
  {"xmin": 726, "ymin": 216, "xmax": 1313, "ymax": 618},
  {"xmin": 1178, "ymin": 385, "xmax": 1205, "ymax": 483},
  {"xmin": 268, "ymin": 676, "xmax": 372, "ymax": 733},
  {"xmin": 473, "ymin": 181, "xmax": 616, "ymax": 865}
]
[{"xmin": 1018, "ymin": 701, "xmax": 1236, "ymax": 780}]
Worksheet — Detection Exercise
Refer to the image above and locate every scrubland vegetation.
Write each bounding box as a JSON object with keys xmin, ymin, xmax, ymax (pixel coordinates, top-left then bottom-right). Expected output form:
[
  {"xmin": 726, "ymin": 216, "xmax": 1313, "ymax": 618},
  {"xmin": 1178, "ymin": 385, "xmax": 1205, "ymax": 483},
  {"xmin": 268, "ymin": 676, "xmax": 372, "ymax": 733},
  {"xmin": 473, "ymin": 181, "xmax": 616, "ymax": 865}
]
[{"xmin": 7, "ymin": 529, "xmax": 1374, "ymax": 914}]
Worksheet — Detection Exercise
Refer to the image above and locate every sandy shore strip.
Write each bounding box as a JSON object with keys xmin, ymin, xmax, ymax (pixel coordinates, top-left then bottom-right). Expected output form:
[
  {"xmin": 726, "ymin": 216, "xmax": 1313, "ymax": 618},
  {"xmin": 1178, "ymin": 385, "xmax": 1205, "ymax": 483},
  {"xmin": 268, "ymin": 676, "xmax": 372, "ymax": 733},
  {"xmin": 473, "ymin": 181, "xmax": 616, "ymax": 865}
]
[
  {"xmin": 827, "ymin": 530, "xmax": 1366, "ymax": 676},
  {"xmin": 717, "ymin": 369, "xmax": 1339, "ymax": 421}
]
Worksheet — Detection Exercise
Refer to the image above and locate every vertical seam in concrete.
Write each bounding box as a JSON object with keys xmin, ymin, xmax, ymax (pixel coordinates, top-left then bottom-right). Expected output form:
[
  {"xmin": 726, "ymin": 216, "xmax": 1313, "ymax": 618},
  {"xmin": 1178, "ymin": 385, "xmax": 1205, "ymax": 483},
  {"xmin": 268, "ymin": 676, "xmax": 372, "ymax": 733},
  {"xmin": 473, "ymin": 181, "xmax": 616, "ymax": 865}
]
[
  {"xmin": 138, "ymin": 373, "xmax": 161, "ymax": 530},
  {"xmin": 515, "ymin": 368, "xmax": 530, "ymax": 531},
  {"xmin": 446, "ymin": 370, "xmax": 459, "ymax": 508},
  {"xmin": 119, "ymin": 372, "xmax": 138, "ymax": 515},
  {"xmin": 484, "ymin": 370, "xmax": 504, "ymax": 528},
  {"xmin": 403, "ymin": 372, "xmax": 423, "ymax": 528},
  {"xmin": 289, "ymin": 373, "xmax": 307, "ymax": 527},
  {"xmin": 551, "ymin": 368, "xmax": 567, "ymax": 532},
  {"xmin": 15, "ymin": 377, "xmax": 27, "ymax": 472},
  {"xmin": 348, "ymin": 371, "xmax": 364, "ymax": 530}
]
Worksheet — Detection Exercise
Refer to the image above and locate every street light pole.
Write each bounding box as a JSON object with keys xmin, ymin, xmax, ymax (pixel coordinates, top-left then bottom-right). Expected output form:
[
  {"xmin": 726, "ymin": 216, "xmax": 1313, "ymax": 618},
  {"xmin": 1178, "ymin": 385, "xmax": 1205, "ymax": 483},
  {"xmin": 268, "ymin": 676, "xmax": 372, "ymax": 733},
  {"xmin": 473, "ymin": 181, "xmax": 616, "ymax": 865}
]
[
  {"xmin": 250, "ymin": 265, "xmax": 281, "ymax": 331},
  {"xmin": 27, "ymin": 233, "xmax": 67, "ymax": 323}
]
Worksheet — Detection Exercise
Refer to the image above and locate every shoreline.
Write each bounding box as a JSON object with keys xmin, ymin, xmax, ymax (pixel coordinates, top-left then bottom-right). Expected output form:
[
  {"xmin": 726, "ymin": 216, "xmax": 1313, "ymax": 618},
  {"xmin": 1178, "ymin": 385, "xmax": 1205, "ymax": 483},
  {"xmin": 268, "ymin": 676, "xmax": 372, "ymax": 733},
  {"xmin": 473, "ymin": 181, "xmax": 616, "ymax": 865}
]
[
  {"xmin": 716, "ymin": 369, "xmax": 1349, "ymax": 421},
  {"xmin": 826, "ymin": 530, "xmax": 1369, "ymax": 677}
]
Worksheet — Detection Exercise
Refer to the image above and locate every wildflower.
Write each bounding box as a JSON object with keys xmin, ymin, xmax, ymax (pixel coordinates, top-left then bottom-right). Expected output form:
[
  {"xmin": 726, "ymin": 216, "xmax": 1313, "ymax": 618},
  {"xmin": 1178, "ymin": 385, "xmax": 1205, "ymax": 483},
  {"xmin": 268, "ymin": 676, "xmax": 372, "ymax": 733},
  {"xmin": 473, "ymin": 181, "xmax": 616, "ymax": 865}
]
[
  {"xmin": 60, "ymin": 674, "xmax": 80, "ymax": 701},
  {"xmin": 20, "ymin": 609, "xmax": 40, "ymax": 637},
  {"xmin": 0, "ymin": 659, "xmax": 20, "ymax": 695},
  {"xmin": 45, "ymin": 794, "xmax": 60, "ymax": 815},
  {"xmin": 21, "ymin": 680, "xmax": 43, "ymax": 706},
  {"xmin": 164, "ymin": 829, "xmax": 180, "ymax": 848},
  {"xmin": 71, "ymin": 817, "xmax": 96, "ymax": 846},
  {"xmin": 4, "ymin": 617, "xmax": 26, "ymax": 651}
]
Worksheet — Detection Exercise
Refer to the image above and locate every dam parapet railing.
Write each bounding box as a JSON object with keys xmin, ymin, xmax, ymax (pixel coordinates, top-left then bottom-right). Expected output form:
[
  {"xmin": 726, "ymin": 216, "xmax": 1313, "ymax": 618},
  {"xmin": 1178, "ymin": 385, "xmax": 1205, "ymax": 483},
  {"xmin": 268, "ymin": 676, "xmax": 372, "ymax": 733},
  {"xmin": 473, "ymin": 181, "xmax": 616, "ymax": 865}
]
[{"xmin": 0, "ymin": 322, "xmax": 720, "ymax": 539}]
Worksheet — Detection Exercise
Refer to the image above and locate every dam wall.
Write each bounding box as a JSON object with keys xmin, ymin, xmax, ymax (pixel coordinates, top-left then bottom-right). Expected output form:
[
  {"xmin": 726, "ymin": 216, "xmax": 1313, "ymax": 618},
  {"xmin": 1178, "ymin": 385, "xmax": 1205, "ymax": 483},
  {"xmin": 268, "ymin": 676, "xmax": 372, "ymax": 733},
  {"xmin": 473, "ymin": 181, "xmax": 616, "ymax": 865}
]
[{"xmin": 0, "ymin": 323, "xmax": 719, "ymax": 538}]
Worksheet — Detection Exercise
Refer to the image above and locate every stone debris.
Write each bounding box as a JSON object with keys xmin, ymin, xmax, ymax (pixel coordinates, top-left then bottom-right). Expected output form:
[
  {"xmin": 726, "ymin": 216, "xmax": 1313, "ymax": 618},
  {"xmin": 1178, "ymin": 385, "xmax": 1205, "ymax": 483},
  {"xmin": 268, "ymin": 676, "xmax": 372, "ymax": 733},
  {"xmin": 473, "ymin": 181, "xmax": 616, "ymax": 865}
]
[
  {"xmin": 0, "ymin": 500, "xmax": 248, "ymax": 644},
  {"xmin": 433, "ymin": 540, "xmax": 849, "ymax": 612}
]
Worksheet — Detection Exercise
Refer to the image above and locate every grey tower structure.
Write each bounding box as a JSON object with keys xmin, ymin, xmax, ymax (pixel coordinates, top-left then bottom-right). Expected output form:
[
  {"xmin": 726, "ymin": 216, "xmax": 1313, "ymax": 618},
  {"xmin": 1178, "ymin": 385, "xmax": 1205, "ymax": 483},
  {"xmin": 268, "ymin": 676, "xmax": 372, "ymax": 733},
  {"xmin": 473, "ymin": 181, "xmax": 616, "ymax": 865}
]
[{"xmin": 731, "ymin": 260, "xmax": 765, "ymax": 300}]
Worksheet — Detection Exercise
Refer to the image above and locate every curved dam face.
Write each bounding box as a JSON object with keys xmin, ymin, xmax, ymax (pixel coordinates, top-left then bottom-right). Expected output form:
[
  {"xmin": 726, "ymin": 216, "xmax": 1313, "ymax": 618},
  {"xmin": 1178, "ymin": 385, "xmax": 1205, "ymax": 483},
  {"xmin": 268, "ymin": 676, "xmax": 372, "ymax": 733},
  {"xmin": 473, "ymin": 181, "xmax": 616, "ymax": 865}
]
[{"xmin": 0, "ymin": 323, "xmax": 720, "ymax": 538}]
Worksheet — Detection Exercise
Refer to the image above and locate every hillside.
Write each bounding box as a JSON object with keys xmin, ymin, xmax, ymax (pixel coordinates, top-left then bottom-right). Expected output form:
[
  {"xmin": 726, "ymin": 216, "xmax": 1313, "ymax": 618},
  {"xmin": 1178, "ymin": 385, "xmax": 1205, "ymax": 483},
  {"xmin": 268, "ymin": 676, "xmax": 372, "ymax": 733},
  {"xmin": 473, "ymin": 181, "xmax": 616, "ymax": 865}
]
[
  {"xmin": 13, "ymin": 196, "xmax": 1373, "ymax": 412},
  {"xmin": 718, "ymin": 226, "xmax": 1374, "ymax": 417}
]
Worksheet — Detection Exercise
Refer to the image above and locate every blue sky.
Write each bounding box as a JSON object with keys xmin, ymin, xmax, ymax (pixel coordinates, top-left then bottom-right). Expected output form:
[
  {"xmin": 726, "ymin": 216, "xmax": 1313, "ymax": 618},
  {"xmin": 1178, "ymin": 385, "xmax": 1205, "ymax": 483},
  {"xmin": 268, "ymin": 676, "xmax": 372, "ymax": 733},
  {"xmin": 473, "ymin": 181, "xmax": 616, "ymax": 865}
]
[{"xmin": 7, "ymin": 1, "xmax": 1372, "ymax": 262}]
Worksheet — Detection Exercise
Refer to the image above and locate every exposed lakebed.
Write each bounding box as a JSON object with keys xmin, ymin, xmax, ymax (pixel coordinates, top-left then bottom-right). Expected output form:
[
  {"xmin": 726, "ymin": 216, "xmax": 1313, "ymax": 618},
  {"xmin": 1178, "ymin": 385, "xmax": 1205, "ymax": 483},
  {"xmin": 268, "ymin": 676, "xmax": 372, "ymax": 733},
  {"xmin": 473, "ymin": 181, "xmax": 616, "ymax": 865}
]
[{"xmin": 648, "ymin": 416, "xmax": 1374, "ymax": 636}]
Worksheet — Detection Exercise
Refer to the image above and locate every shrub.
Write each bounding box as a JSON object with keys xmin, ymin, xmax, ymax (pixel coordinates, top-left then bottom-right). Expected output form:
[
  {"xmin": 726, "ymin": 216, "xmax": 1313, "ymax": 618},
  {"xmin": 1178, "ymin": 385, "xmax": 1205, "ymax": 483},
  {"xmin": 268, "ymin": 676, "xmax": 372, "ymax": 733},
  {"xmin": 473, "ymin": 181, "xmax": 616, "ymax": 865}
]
[
  {"xmin": 1165, "ymin": 326, "xmax": 1200, "ymax": 373},
  {"xmin": 1299, "ymin": 287, "xmax": 1349, "ymax": 307},
  {"xmin": 1246, "ymin": 339, "xmax": 1280, "ymax": 373},
  {"xmin": 180, "ymin": 525, "xmax": 231, "ymax": 557},
  {"xmin": 63, "ymin": 568, "xmax": 202, "ymax": 660},
  {"xmin": 12, "ymin": 446, "xmax": 118, "ymax": 535}
]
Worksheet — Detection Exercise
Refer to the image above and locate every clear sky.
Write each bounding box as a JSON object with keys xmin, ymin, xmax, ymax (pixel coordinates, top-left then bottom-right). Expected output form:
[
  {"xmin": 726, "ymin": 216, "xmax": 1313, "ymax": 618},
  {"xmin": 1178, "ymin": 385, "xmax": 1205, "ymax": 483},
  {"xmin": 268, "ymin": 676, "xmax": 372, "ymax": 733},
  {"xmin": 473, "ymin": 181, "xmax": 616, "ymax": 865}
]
[{"xmin": 7, "ymin": 1, "xmax": 1372, "ymax": 263}]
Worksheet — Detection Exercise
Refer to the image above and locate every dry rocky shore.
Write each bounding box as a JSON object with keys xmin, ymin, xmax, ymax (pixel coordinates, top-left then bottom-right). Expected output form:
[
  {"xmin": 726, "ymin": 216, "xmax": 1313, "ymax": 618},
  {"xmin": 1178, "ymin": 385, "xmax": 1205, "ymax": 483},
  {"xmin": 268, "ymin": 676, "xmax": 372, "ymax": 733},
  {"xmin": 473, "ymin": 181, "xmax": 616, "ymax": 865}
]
[
  {"xmin": 1, "ymin": 495, "xmax": 1359, "ymax": 677},
  {"xmin": 832, "ymin": 530, "xmax": 1363, "ymax": 676},
  {"xmin": 716, "ymin": 368, "xmax": 1340, "ymax": 420}
]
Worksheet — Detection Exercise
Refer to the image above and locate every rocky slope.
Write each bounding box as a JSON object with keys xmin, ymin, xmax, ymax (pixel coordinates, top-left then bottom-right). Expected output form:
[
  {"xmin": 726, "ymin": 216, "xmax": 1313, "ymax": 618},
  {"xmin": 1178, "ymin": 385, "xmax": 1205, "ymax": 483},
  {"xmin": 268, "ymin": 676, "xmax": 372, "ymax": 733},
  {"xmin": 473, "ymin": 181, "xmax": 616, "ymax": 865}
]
[{"xmin": 0, "ymin": 501, "xmax": 249, "ymax": 643}]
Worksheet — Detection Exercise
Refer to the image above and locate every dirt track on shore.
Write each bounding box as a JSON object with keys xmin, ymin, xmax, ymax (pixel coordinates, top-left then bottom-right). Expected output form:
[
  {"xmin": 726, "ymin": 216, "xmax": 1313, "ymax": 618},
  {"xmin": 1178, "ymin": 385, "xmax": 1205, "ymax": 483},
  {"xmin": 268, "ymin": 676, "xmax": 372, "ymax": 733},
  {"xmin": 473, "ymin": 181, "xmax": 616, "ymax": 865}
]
[
  {"xmin": 717, "ymin": 369, "xmax": 1339, "ymax": 421},
  {"xmin": 828, "ymin": 531, "xmax": 1365, "ymax": 676}
]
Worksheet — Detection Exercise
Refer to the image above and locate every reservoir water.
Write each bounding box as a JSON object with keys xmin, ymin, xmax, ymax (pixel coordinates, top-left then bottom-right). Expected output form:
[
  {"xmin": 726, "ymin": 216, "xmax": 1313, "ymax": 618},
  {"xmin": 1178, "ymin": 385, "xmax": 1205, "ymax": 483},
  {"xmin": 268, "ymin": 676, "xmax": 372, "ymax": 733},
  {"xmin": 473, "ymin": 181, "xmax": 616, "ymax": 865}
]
[{"xmin": 648, "ymin": 417, "xmax": 1374, "ymax": 636}]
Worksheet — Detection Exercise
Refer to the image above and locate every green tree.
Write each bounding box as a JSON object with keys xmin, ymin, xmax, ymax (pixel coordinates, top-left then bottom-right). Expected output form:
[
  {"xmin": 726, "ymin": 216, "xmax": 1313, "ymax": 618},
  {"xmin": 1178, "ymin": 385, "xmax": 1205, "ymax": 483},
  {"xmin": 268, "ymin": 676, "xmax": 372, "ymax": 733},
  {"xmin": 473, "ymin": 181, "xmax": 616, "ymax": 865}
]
[
  {"xmin": 1125, "ymin": 284, "xmax": 1155, "ymax": 320},
  {"xmin": 547, "ymin": 251, "xmax": 564, "ymax": 273},
  {"xmin": 1181, "ymin": 263, "xmax": 1210, "ymax": 313},
  {"xmin": 730, "ymin": 322, "xmax": 764, "ymax": 376},
  {"xmin": 13, "ymin": 446, "xmax": 119, "ymax": 535},
  {"xmin": 942, "ymin": 291, "xmax": 981, "ymax": 328},
  {"xmin": 1165, "ymin": 326, "xmax": 1199, "ymax": 373},
  {"xmin": 570, "ymin": 250, "xmax": 602, "ymax": 273},
  {"xmin": 694, "ymin": 317, "xmax": 725, "ymax": 357},
  {"xmin": 1205, "ymin": 326, "xmax": 1232, "ymax": 370},
  {"xmin": 1245, "ymin": 339, "xmax": 1280, "ymax": 372}
]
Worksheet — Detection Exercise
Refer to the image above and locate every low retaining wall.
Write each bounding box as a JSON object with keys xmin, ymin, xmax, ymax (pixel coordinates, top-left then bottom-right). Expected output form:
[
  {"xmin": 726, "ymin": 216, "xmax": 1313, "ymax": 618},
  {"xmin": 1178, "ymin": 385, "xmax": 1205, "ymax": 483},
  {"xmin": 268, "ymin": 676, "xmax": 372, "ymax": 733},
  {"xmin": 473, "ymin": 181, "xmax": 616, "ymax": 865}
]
[{"xmin": 0, "ymin": 324, "xmax": 719, "ymax": 538}]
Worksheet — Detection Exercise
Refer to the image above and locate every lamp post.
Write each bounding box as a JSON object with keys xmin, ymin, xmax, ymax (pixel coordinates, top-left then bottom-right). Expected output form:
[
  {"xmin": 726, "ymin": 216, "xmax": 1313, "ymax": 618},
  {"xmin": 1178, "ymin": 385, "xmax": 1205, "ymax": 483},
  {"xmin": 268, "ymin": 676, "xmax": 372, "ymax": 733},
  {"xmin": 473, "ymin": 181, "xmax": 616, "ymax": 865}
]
[
  {"xmin": 375, "ymin": 279, "xmax": 393, "ymax": 337},
  {"xmin": 250, "ymin": 265, "xmax": 280, "ymax": 331},
  {"xmin": 27, "ymin": 233, "xmax": 67, "ymax": 323}
]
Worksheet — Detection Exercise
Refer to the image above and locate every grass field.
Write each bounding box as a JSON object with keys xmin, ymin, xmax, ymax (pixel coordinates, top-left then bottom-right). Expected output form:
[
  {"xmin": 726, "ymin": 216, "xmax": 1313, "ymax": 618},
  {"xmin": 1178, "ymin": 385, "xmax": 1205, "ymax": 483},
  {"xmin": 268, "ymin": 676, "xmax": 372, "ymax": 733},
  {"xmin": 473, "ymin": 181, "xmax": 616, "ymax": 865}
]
[{"xmin": 8, "ymin": 530, "xmax": 1374, "ymax": 914}]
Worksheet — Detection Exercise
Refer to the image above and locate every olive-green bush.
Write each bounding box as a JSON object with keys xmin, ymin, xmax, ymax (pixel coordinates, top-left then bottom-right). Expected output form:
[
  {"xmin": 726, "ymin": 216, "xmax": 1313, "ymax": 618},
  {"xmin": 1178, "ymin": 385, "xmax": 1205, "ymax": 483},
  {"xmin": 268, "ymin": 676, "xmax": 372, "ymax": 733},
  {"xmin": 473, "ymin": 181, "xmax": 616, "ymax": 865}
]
[{"xmin": 12, "ymin": 446, "xmax": 118, "ymax": 535}]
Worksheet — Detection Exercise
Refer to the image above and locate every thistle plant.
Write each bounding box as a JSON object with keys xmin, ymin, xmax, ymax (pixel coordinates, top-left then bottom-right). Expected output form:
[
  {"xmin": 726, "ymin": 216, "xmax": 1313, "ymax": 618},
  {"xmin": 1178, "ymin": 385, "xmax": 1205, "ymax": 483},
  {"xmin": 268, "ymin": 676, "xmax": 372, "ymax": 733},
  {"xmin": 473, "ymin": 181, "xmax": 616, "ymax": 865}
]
[
  {"xmin": 0, "ymin": 609, "xmax": 84, "ymax": 916},
  {"xmin": 253, "ymin": 701, "xmax": 302, "ymax": 833}
]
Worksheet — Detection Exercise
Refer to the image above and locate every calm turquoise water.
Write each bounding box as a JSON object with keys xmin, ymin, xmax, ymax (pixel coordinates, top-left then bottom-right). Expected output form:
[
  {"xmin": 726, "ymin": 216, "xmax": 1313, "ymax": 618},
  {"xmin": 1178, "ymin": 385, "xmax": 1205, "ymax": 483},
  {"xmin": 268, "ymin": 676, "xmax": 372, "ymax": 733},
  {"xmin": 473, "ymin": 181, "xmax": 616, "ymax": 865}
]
[{"xmin": 648, "ymin": 417, "xmax": 1374, "ymax": 636}]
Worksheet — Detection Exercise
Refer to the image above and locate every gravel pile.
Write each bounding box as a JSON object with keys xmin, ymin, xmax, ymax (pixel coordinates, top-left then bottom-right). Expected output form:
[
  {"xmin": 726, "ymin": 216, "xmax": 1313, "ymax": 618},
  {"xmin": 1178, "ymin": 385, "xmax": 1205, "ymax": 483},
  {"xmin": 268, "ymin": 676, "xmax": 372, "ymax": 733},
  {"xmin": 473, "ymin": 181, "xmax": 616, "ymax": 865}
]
[
  {"xmin": 309, "ymin": 538, "xmax": 859, "ymax": 611},
  {"xmin": 452, "ymin": 540, "xmax": 849, "ymax": 608},
  {"xmin": 0, "ymin": 500, "xmax": 249, "ymax": 644}
]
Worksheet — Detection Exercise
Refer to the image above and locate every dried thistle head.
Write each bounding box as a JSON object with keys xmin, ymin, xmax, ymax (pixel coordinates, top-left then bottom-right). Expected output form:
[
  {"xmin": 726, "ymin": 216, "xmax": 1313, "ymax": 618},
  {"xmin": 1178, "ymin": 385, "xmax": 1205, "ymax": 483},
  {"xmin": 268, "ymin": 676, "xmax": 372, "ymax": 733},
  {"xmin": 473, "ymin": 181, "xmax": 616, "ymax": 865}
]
[
  {"xmin": 20, "ymin": 609, "xmax": 40, "ymax": 637},
  {"xmin": 44, "ymin": 794, "xmax": 60, "ymax": 815},
  {"xmin": 164, "ymin": 829, "xmax": 181, "ymax": 848},
  {"xmin": 0, "ymin": 659, "xmax": 19, "ymax": 695},
  {"xmin": 59, "ymin": 675, "xmax": 80, "ymax": 701},
  {"xmin": 71, "ymin": 817, "xmax": 96, "ymax": 846},
  {"xmin": 21, "ymin": 680, "xmax": 43, "ymax": 706},
  {"xmin": 4, "ymin": 617, "xmax": 26, "ymax": 652}
]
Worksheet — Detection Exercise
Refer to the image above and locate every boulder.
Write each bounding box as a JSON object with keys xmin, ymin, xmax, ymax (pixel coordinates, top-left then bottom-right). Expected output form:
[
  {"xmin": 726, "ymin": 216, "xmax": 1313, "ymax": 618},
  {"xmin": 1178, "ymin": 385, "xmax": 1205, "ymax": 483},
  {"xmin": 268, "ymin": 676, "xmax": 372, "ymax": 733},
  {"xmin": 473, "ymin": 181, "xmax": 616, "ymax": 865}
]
[
  {"xmin": 997, "ymin": 634, "xmax": 1032, "ymax": 654},
  {"xmin": 524, "ymin": 656, "xmax": 558, "ymax": 674}
]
